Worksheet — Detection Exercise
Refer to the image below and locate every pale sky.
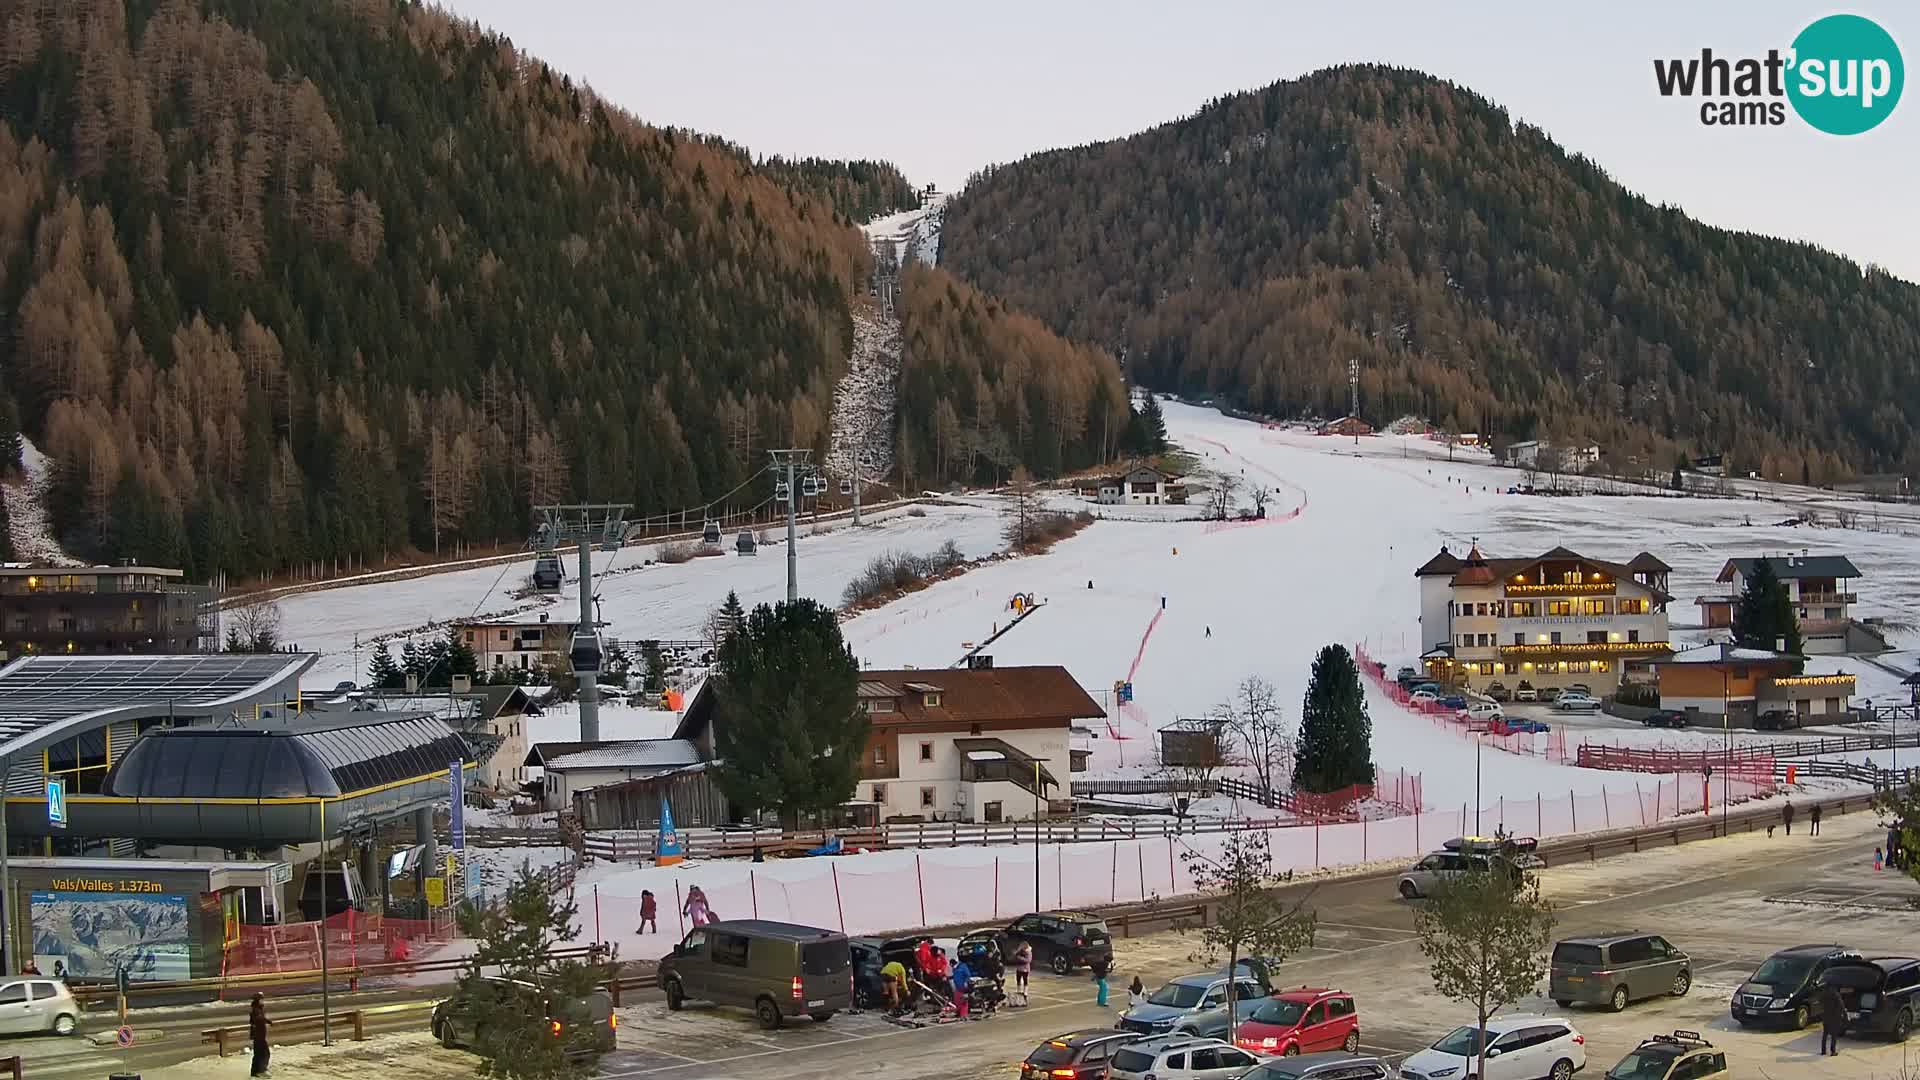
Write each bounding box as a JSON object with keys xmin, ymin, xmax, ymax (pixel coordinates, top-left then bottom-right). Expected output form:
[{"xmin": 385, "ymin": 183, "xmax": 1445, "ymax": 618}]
[{"xmin": 439, "ymin": 1, "xmax": 1918, "ymax": 282}]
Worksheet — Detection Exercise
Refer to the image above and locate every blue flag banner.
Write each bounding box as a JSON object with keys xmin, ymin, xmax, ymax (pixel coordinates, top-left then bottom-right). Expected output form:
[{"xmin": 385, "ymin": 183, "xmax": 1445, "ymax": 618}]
[{"xmin": 450, "ymin": 759, "xmax": 465, "ymax": 849}]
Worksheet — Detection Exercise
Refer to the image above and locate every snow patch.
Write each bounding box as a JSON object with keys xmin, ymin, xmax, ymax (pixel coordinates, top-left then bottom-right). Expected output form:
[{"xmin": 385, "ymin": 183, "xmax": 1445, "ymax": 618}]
[
  {"xmin": 2, "ymin": 437, "xmax": 81, "ymax": 565},
  {"xmin": 861, "ymin": 191, "xmax": 947, "ymax": 266}
]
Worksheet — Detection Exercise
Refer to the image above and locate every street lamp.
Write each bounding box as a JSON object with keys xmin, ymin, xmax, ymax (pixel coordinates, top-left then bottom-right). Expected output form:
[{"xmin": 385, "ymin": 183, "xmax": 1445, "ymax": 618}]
[{"xmin": 1474, "ymin": 732, "xmax": 1483, "ymax": 835}]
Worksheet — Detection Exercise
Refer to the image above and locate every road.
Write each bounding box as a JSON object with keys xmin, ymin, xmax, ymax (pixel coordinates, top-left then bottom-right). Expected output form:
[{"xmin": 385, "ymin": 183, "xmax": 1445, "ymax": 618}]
[{"xmin": 19, "ymin": 806, "xmax": 1914, "ymax": 1080}]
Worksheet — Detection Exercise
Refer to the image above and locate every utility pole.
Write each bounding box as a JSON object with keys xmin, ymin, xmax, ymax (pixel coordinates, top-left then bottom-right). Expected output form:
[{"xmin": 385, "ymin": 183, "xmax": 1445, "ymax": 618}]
[
  {"xmin": 535, "ymin": 504, "xmax": 631, "ymax": 742},
  {"xmin": 851, "ymin": 435, "xmax": 862, "ymax": 528},
  {"xmin": 768, "ymin": 451, "xmax": 812, "ymax": 603},
  {"xmin": 0, "ymin": 754, "xmax": 11, "ymax": 976}
]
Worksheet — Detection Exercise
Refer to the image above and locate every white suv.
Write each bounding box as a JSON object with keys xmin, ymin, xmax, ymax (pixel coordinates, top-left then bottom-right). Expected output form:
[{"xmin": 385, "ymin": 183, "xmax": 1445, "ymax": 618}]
[
  {"xmin": 1105, "ymin": 1035, "xmax": 1262, "ymax": 1080},
  {"xmin": 1397, "ymin": 1015, "xmax": 1585, "ymax": 1080}
]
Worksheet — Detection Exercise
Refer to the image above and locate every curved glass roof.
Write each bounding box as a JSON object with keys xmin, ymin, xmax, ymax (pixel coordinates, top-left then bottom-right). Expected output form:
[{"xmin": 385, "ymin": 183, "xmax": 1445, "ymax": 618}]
[
  {"xmin": 105, "ymin": 714, "xmax": 474, "ymax": 800},
  {"xmin": 0, "ymin": 654, "xmax": 312, "ymax": 758}
]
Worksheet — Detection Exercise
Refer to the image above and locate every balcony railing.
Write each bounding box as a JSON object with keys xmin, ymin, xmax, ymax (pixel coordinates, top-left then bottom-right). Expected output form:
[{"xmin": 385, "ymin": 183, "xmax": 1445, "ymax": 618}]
[
  {"xmin": 859, "ymin": 760, "xmax": 899, "ymax": 781},
  {"xmin": 960, "ymin": 758, "xmax": 1048, "ymax": 798},
  {"xmin": 1502, "ymin": 582, "xmax": 1616, "ymax": 597},
  {"xmin": 1795, "ymin": 592, "xmax": 1856, "ymax": 605},
  {"xmin": 1497, "ymin": 641, "xmax": 1673, "ymax": 659}
]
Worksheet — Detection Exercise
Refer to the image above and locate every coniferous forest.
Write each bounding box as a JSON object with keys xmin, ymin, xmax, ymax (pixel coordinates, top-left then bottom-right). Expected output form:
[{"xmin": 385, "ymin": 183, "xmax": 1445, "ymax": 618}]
[{"xmin": 940, "ymin": 65, "xmax": 1920, "ymax": 484}]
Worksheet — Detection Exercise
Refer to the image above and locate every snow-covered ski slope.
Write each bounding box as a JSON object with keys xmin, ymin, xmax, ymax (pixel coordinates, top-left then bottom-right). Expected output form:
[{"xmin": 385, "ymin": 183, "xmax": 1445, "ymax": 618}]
[
  {"xmin": 861, "ymin": 191, "xmax": 947, "ymax": 266},
  {"xmin": 280, "ymin": 398, "xmax": 1917, "ymax": 807}
]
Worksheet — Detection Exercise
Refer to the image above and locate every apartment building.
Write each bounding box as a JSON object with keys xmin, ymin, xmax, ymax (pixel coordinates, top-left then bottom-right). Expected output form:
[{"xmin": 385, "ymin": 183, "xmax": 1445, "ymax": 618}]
[
  {"xmin": 0, "ymin": 564, "xmax": 214, "ymax": 657},
  {"xmin": 1415, "ymin": 544, "xmax": 1673, "ymax": 697},
  {"xmin": 1697, "ymin": 554, "xmax": 1871, "ymax": 654}
]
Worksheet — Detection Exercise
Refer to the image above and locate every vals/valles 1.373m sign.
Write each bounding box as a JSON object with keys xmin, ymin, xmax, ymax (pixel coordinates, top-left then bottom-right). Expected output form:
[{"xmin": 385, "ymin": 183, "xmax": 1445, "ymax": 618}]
[{"xmin": 1654, "ymin": 13, "xmax": 1904, "ymax": 133}]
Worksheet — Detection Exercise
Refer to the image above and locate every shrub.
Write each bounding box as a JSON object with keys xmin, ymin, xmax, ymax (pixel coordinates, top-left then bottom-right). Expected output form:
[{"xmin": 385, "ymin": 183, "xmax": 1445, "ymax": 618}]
[
  {"xmin": 906, "ymin": 506, "xmax": 928, "ymax": 517},
  {"xmin": 658, "ymin": 540, "xmax": 701, "ymax": 564},
  {"xmin": 841, "ymin": 541, "xmax": 967, "ymax": 606}
]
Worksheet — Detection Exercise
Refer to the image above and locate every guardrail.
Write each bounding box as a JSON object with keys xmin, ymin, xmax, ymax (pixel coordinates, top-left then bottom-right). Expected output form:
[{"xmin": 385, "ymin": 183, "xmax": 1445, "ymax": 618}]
[
  {"xmin": 74, "ymin": 945, "xmax": 612, "ymax": 1005},
  {"xmin": 202, "ymin": 1002, "xmax": 435, "ymax": 1055},
  {"xmin": 580, "ymin": 817, "xmax": 1329, "ymax": 862}
]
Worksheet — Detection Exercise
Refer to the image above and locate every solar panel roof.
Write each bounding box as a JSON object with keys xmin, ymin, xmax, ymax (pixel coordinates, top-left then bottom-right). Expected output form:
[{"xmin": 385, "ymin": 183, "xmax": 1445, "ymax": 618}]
[{"xmin": 0, "ymin": 653, "xmax": 314, "ymax": 757}]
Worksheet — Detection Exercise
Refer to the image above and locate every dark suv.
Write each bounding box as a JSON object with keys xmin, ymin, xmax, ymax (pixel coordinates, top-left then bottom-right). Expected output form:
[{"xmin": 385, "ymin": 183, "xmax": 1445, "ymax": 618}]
[
  {"xmin": 1731, "ymin": 943, "xmax": 1847, "ymax": 1028},
  {"xmin": 1020, "ymin": 1028, "xmax": 1140, "ymax": 1080},
  {"xmin": 1005, "ymin": 911, "xmax": 1114, "ymax": 975},
  {"xmin": 1641, "ymin": 710, "xmax": 1688, "ymax": 729},
  {"xmin": 1823, "ymin": 954, "xmax": 1919, "ymax": 1041}
]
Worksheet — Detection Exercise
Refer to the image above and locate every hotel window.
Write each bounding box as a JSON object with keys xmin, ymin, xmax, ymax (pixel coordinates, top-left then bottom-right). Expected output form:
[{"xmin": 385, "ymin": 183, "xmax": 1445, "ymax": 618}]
[
  {"xmin": 1479, "ymin": 663, "xmax": 1495, "ymax": 676},
  {"xmin": 1513, "ymin": 633, "xmax": 1525, "ymax": 645},
  {"xmin": 1548, "ymin": 601, "xmax": 1572, "ymax": 616},
  {"xmin": 1460, "ymin": 634, "xmax": 1472, "ymax": 648},
  {"xmin": 872, "ymin": 783, "xmax": 887, "ymax": 802},
  {"xmin": 1583, "ymin": 599, "xmax": 1610, "ymax": 616},
  {"xmin": 1476, "ymin": 603, "xmax": 1489, "ymax": 616},
  {"xmin": 1509, "ymin": 601, "xmax": 1535, "ymax": 617},
  {"xmin": 924, "ymin": 693, "xmax": 942, "ymax": 708},
  {"xmin": 1618, "ymin": 598, "xmax": 1645, "ymax": 614},
  {"xmin": 1539, "ymin": 661, "xmax": 1561, "ymax": 674},
  {"xmin": 1595, "ymin": 660, "xmax": 1611, "ymax": 671},
  {"xmin": 1588, "ymin": 631, "xmax": 1608, "ymax": 644},
  {"xmin": 1478, "ymin": 634, "xmax": 1492, "ymax": 647},
  {"xmin": 919, "ymin": 741, "xmax": 934, "ymax": 762},
  {"xmin": 872, "ymin": 745, "xmax": 887, "ymax": 765},
  {"xmin": 920, "ymin": 786, "xmax": 937, "ymax": 808},
  {"xmin": 1459, "ymin": 603, "xmax": 1473, "ymax": 617},
  {"xmin": 1568, "ymin": 660, "xmax": 1592, "ymax": 674},
  {"xmin": 867, "ymin": 698, "xmax": 893, "ymax": 713},
  {"xmin": 1550, "ymin": 632, "xmax": 1562, "ymax": 644},
  {"xmin": 1628, "ymin": 630, "xmax": 1640, "ymax": 643}
]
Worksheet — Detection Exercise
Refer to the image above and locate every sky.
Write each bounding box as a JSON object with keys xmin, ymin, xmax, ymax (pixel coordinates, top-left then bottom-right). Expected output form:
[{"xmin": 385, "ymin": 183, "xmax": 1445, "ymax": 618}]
[{"xmin": 437, "ymin": 1, "xmax": 1918, "ymax": 282}]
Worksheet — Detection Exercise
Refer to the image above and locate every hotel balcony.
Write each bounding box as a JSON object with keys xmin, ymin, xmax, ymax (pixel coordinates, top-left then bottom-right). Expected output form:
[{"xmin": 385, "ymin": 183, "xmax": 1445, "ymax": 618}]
[{"xmin": 1497, "ymin": 640, "xmax": 1674, "ymax": 662}]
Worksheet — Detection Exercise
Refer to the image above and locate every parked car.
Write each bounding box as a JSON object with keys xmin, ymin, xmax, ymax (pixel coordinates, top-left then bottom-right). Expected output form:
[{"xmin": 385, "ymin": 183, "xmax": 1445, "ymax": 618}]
[
  {"xmin": 1410, "ymin": 689, "xmax": 1440, "ymax": 706},
  {"xmin": 1486, "ymin": 681, "xmax": 1512, "ymax": 702},
  {"xmin": 1493, "ymin": 716, "xmax": 1552, "ymax": 735},
  {"xmin": 1553, "ymin": 693, "xmax": 1602, "ymax": 713},
  {"xmin": 1411, "ymin": 682, "xmax": 1441, "ymax": 697},
  {"xmin": 1730, "ymin": 943, "xmax": 1849, "ymax": 1029},
  {"xmin": 1005, "ymin": 911, "xmax": 1114, "ymax": 975},
  {"xmin": 1641, "ymin": 710, "xmax": 1689, "ymax": 729},
  {"xmin": 849, "ymin": 935, "xmax": 927, "ymax": 1008},
  {"xmin": 1450, "ymin": 833, "xmax": 1546, "ymax": 869},
  {"xmin": 1019, "ymin": 1028, "xmax": 1142, "ymax": 1080},
  {"xmin": 1756, "ymin": 707, "xmax": 1800, "ymax": 731},
  {"xmin": 1397, "ymin": 1016, "xmax": 1587, "ymax": 1080},
  {"xmin": 1566, "ymin": 683, "xmax": 1593, "ymax": 697},
  {"xmin": 1104, "ymin": 1035, "xmax": 1263, "ymax": 1080},
  {"xmin": 956, "ymin": 926, "xmax": 1011, "ymax": 971},
  {"xmin": 658, "ymin": 919, "xmax": 852, "ymax": 1029},
  {"xmin": 1550, "ymin": 932, "xmax": 1692, "ymax": 1011},
  {"xmin": 1395, "ymin": 666, "xmax": 1421, "ymax": 687},
  {"xmin": 1170, "ymin": 996, "xmax": 1265, "ymax": 1040},
  {"xmin": 0, "ymin": 977, "xmax": 79, "ymax": 1036},
  {"xmin": 1514, "ymin": 682, "xmax": 1539, "ymax": 702},
  {"xmin": 1438, "ymin": 694, "xmax": 1470, "ymax": 710},
  {"xmin": 1244, "ymin": 1053, "xmax": 1390, "ymax": 1080},
  {"xmin": 1821, "ymin": 954, "xmax": 1920, "ymax": 1040},
  {"xmin": 1602, "ymin": 1031, "xmax": 1727, "ymax": 1080},
  {"xmin": 1119, "ymin": 971, "xmax": 1269, "ymax": 1035},
  {"xmin": 432, "ymin": 976, "xmax": 615, "ymax": 1056},
  {"xmin": 1538, "ymin": 686, "xmax": 1565, "ymax": 703},
  {"xmin": 1459, "ymin": 701, "xmax": 1505, "ymax": 725},
  {"xmin": 1231, "ymin": 987, "xmax": 1361, "ymax": 1056}
]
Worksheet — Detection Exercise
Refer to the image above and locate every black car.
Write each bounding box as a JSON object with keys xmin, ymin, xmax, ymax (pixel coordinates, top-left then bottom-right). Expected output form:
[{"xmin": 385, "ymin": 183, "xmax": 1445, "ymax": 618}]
[
  {"xmin": 957, "ymin": 927, "xmax": 1010, "ymax": 978},
  {"xmin": 849, "ymin": 935, "xmax": 925, "ymax": 1007},
  {"xmin": 1006, "ymin": 911, "xmax": 1115, "ymax": 975},
  {"xmin": 431, "ymin": 976, "xmax": 615, "ymax": 1057},
  {"xmin": 1019, "ymin": 1028, "xmax": 1139, "ymax": 1080},
  {"xmin": 1823, "ymin": 954, "xmax": 1919, "ymax": 1040},
  {"xmin": 1731, "ymin": 943, "xmax": 1848, "ymax": 1028},
  {"xmin": 1641, "ymin": 710, "xmax": 1689, "ymax": 729}
]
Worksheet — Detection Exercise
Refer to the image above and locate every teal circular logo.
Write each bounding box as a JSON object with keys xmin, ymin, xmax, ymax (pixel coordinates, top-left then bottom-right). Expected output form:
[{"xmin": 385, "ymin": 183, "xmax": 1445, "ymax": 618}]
[{"xmin": 1787, "ymin": 14, "xmax": 1904, "ymax": 135}]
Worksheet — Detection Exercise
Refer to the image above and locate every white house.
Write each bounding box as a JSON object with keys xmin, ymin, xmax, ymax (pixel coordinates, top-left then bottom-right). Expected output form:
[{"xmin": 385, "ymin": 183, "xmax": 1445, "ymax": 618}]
[{"xmin": 1096, "ymin": 465, "xmax": 1180, "ymax": 505}]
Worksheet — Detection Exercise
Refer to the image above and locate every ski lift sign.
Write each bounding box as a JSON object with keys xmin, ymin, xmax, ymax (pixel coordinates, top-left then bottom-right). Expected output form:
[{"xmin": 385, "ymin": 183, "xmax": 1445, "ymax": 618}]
[{"xmin": 46, "ymin": 778, "xmax": 66, "ymax": 829}]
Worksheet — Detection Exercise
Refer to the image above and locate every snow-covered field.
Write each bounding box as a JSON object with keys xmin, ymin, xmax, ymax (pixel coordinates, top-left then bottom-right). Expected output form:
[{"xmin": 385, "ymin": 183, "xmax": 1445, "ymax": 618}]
[
  {"xmin": 280, "ymin": 500, "xmax": 1011, "ymax": 685},
  {"xmin": 862, "ymin": 191, "xmax": 947, "ymax": 266},
  {"xmin": 280, "ymin": 399, "xmax": 1916, "ymax": 810}
]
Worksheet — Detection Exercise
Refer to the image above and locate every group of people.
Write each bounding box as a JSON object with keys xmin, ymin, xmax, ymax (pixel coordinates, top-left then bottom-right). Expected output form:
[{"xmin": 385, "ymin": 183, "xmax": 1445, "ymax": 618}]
[
  {"xmin": 635, "ymin": 885, "xmax": 715, "ymax": 934},
  {"xmin": 877, "ymin": 937, "xmax": 1030, "ymax": 1019}
]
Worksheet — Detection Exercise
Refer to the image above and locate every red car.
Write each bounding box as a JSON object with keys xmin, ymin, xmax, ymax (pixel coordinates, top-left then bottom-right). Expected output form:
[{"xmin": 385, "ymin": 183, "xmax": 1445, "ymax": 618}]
[{"xmin": 1233, "ymin": 987, "xmax": 1360, "ymax": 1057}]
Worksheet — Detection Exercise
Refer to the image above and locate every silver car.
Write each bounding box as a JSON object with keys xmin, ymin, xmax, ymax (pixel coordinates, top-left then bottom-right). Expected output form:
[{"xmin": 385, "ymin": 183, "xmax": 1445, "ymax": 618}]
[
  {"xmin": 1397, "ymin": 849, "xmax": 1516, "ymax": 899},
  {"xmin": 0, "ymin": 977, "xmax": 80, "ymax": 1035}
]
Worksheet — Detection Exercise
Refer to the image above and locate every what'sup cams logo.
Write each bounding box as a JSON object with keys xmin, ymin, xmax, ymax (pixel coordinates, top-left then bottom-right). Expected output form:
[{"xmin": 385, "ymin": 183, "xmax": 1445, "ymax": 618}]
[{"xmin": 1654, "ymin": 13, "xmax": 1903, "ymax": 133}]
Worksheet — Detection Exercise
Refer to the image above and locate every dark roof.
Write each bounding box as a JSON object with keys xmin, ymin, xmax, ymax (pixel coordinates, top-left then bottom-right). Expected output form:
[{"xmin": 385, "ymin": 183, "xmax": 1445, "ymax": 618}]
[
  {"xmin": 1627, "ymin": 552, "xmax": 1672, "ymax": 573},
  {"xmin": 1413, "ymin": 546, "xmax": 1462, "ymax": 577},
  {"xmin": 704, "ymin": 919, "xmax": 846, "ymax": 941},
  {"xmin": 1462, "ymin": 547, "xmax": 1675, "ymax": 602},
  {"xmin": 0, "ymin": 653, "xmax": 313, "ymax": 758},
  {"xmin": 1454, "ymin": 544, "xmax": 1495, "ymax": 586},
  {"xmin": 106, "ymin": 713, "xmax": 475, "ymax": 799},
  {"xmin": 1719, "ymin": 556, "xmax": 1861, "ymax": 582},
  {"xmin": 523, "ymin": 739, "xmax": 700, "ymax": 770}
]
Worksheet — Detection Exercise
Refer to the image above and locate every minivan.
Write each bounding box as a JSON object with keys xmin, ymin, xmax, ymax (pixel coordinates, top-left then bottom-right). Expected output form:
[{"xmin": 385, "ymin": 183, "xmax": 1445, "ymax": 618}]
[
  {"xmin": 1550, "ymin": 932, "xmax": 1691, "ymax": 1012},
  {"xmin": 657, "ymin": 919, "xmax": 852, "ymax": 1029},
  {"xmin": 1822, "ymin": 954, "xmax": 1919, "ymax": 1041},
  {"xmin": 1731, "ymin": 943, "xmax": 1847, "ymax": 1029}
]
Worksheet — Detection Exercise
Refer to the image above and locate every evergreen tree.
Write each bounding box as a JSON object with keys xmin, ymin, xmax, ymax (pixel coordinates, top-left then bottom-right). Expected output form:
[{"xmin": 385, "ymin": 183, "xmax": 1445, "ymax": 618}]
[
  {"xmin": 710, "ymin": 599, "xmax": 868, "ymax": 821},
  {"xmin": 367, "ymin": 643, "xmax": 402, "ymax": 689},
  {"xmin": 1295, "ymin": 643, "xmax": 1374, "ymax": 793},
  {"xmin": 640, "ymin": 641, "xmax": 667, "ymax": 695},
  {"xmin": 1731, "ymin": 559, "xmax": 1803, "ymax": 660},
  {"xmin": 1137, "ymin": 394, "xmax": 1169, "ymax": 454},
  {"xmin": 719, "ymin": 591, "xmax": 746, "ymax": 641},
  {"xmin": 0, "ymin": 395, "xmax": 20, "ymax": 474},
  {"xmin": 1672, "ymin": 456, "xmax": 1685, "ymax": 491},
  {"xmin": 400, "ymin": 638, "xmax": 425, "ymax": 685},
  {"xmin": 223, "ymin": 626, "xmax": 246, "ymax": 653},
  {"xmin": 444, "ymin": 626, "xmax": 479, "ymax": 681}
]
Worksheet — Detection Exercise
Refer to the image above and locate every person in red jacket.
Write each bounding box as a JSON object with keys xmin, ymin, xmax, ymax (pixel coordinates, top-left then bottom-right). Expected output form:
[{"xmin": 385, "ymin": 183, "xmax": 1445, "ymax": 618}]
[{"xmin": 639, "ymin": 889, "xmax": 658, "ymax": 934}]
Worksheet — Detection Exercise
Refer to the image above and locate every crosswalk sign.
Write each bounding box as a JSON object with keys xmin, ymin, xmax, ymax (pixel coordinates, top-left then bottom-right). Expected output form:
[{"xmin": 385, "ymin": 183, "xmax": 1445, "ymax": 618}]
[{"xmin": 46, "ymin": 778, "xmax": 66, "ymax": 828}]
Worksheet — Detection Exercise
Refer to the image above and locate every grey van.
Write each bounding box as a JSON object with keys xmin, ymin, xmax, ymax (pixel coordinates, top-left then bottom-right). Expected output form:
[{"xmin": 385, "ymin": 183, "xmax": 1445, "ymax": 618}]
[
  {"xmin": 1550, "ymin": 932, "xmax": 1691, "ymax": 1012},
  {"xmin": 657, "ymin": 919, "xmax": 852, "ymax": 1029}
]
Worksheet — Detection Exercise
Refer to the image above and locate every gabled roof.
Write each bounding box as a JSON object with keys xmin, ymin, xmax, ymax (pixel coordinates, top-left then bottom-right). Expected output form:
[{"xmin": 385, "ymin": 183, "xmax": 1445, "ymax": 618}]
[
  {"xmin": 675, "ymin": 665, "xmax": 1105, "ymax": 743},
  {"xmin": 1718, "ymin": 556, "xmax": 1861, "ymax": 582},
  {"xmin": 525, "ymin": 739, "xmax": 700, "ymax": 771},
  {"xmin": 1627, "ymin": 552, "xmax": 1672, "ymax": 573},
  {"xmin": 1414, "ymin": 546, "xmax": 1462, "ymax": 577},
  {"xmin": 1463, "ymin": 547, "xmax": 1674, "ymax": 602},
  {"xmin": 1662, "ymin": 642, "xmax": 1803, "ymax": 666}
]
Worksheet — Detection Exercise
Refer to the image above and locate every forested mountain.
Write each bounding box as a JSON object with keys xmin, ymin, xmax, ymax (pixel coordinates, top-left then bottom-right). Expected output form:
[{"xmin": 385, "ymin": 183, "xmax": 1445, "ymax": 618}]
[
  {"xmin": 0, "ymin": 0, "xmax": 1107, "ymax": 587},
  {"xmin": 941, "ymin": 65, "xmax": 1920, "ymax": 482},
  {"xmin": 756, "ymin": 157, "xmax": 920, "ymax": 223},
  {"xmin": 894, "ymin": 263, "xmax": 1127, "ymax": 490}
]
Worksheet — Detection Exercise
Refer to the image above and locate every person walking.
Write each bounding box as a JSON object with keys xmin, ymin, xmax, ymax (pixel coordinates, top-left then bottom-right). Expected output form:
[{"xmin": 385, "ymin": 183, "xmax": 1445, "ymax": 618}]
[
  {"xmin": 638, "ymin": 889, "xmax": 658, "ymax": 934},
  {"xmin": 249, "ymin": 993, "xmax": 272, "ymax": 1077},
  {"xmin": 1127, "ymin": 975, "xmax": 1147, "ymax": 1008},
  {"xmin": 683, "ymin": 885, "xmax": 711, "ymax": 927},
  {"xmin": 1011, "ymin": 941, "xmax": 1033, "ymax": 1005},
  {"xmin": 1810, "ymin": 802, "xmax": 1823, "ymax": 836},
  {"xmin": 1093, "ymin": 967, "xmax": 1109, "ymax": 1008},
  {"xmin": 1782, "ymin": 801, "xmax": 1795, "ymax": 836},
  {"xmin": 1819, "ymin": 980, "xmax": 1846, "ymax": 1056}
]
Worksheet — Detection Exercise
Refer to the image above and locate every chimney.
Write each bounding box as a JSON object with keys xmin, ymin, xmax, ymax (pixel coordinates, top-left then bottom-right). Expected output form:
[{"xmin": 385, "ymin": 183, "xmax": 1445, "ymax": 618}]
[{"xmin": 539, "ymin": 612, "xmax": 549, "ymax": 623}]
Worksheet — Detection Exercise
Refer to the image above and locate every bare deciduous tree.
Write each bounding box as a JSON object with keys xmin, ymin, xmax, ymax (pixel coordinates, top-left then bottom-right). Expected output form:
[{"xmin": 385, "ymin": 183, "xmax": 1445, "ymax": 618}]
[
  {"xmin": 1206, "ymin": 472, "xmax": 1242, "ymax": 521},
  {"xmin": 227, "ymin": 597, "xmax": 282, "ymax": 652},
  {"xmin": 1250, "ymin": 484, "xmax": 1271, "ymax": 518},
  {"xmin": 1155, "ymin": 717, "xmax": 1232, "ymax": 810},
  {"xmin": 1218, "ymin": 676, "xmax": 1293, "ymax": 799}
]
